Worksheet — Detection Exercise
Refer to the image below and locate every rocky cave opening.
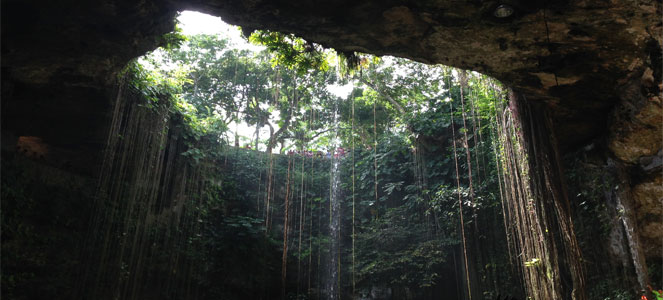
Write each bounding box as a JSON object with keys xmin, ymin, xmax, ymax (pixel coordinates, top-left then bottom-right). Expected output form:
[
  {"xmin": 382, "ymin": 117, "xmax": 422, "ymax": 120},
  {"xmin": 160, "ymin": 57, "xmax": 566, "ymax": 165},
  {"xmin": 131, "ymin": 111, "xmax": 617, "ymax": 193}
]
[{"xmin": 1, "ymin": 1, "xmax": 661, "ymax": 299}]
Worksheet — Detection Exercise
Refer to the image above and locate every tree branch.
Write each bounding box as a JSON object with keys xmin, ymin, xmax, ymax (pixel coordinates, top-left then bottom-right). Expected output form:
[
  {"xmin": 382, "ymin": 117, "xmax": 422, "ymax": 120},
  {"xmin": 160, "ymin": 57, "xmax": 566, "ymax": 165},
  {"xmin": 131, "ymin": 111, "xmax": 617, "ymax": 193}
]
[{"xmin": 359, "ymin": 77, "xmax": 405, "ymax": 115}]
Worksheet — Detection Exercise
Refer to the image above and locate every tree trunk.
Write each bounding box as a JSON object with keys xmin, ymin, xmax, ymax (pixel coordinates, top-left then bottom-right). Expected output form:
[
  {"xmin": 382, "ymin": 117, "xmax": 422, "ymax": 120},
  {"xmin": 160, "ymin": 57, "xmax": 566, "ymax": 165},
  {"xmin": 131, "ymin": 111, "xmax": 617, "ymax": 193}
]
[{"xmin": 267, "ymin": 72, "xmax": 296, "ymax": 153}]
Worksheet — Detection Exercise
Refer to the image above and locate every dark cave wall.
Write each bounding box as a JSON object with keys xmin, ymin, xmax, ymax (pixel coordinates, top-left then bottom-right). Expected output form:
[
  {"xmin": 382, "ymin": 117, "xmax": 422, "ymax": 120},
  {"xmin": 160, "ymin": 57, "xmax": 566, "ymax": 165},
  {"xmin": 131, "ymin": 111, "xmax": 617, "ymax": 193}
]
[
  {"xmin": 2, "ymin": 0, "xmax": 179, "ymax": 175},
  {"xmin": 1, "ymin": 0, "xmax": 661, "ymax": 298},
  {"xmin": 1, "ymin": 153, "xmax": 96, "ymax": 299},
  {"xmin": 1, "ymin": 77, "xmax": 284, "ymax": 300}
]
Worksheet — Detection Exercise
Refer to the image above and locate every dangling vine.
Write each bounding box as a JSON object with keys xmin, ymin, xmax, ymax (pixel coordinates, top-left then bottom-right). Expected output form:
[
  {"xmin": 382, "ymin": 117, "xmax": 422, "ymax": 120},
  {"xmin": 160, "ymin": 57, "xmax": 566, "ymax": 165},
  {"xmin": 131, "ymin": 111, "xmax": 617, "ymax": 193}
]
[{"xmin": 448, "ymin": 71, "xmax": 473, "ymax": 300}]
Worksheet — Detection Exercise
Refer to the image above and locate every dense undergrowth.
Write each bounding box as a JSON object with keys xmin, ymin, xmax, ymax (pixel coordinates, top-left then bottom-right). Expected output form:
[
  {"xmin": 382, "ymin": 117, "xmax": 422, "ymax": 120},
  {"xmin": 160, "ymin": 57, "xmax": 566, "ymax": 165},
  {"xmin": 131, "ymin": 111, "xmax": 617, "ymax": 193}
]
[{"xmin": 121, "ymin": 37, "xmax": 524, "ymax": 298}]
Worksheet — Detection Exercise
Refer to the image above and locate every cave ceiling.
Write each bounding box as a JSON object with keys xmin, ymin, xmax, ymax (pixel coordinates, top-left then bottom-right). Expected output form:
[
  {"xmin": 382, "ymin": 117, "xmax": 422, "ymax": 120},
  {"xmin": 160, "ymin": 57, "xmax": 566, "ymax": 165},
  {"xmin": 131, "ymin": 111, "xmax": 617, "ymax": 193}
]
[{"xmin": 2, "ymin": 0, "xmax": 661, "ymax": 156}]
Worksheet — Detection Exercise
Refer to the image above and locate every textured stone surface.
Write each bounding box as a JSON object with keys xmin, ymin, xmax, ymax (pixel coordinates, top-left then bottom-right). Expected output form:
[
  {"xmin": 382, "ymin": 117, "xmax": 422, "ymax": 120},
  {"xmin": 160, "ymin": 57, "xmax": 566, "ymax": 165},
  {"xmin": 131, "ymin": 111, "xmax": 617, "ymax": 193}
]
[
  {"xmin": 634, "ymin": 175, "xmax": 663, "ymax": 258},
  {"xmin": 2, "ymin": 0, "xmax": 179, "ymax": 175},
  {"xmin": 609, "ymin": 82, "xmax": 662, "ymax": 164}
]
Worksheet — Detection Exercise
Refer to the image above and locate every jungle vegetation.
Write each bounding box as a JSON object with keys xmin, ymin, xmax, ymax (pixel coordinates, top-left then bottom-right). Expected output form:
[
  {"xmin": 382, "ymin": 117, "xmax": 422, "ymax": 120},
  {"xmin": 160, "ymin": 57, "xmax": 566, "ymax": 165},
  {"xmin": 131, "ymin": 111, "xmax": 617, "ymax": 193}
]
[{"xmin": 2, "ymin": 15, "xmax": 652, "ymax": 300}]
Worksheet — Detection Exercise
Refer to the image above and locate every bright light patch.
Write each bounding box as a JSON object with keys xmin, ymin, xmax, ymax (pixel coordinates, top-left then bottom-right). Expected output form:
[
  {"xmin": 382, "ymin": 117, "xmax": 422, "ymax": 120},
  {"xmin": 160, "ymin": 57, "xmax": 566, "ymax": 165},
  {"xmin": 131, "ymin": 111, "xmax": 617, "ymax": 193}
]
[
  {"xmin": 177, "ymin": 11, "xmax": 227, "ymax": 35},
  {"xmin": 174, "ymin": 11, "xmax": 268, "ymax": 147},
  {"xmin": 328, "ymin": 83, "xmax": 354, "ymax": 98},
  {"xmin": 177, "ymin": 11, "xmax": 264, "ymax": 52}
]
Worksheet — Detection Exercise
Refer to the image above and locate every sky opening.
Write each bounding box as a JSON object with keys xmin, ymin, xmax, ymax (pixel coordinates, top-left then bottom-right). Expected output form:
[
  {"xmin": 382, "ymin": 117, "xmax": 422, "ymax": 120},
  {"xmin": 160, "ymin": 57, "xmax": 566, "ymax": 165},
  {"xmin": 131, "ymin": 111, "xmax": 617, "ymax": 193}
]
[{"xmin": 173, "ymin": 11, "xmax": 353, "ymax": 150}]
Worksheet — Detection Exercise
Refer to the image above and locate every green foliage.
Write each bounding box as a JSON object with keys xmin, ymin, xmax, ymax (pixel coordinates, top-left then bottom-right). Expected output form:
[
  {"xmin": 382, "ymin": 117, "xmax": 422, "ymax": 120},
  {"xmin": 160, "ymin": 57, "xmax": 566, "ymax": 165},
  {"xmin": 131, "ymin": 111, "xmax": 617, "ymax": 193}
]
[
  {"xmin": 248, "ymin": 30, "xmax": 330, "ymax": 74},
  {"xmin": 123, "ymin": 25, "xmax": 517, "ymax": 298},
  {"xmin": 523, "ymin": 257, "xmax": 541, "ymax": 267},
  {"xmin": 565, "ymin": 154, "xmax": 615, "ymax": 238},
  {"xmin": 158, "ymin": 23, "xmax": 187, "ymax": 50},
  {"xmin": 355, "ymin": 207, "xmax": 451, "ymax": 288},
  {"xmin": 587, "ymin": 278, "xmax": 635, "ymax": 300},
  {"xmin": 121, "ymin": 59, "xmax": 187, "ymax": 104}
]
